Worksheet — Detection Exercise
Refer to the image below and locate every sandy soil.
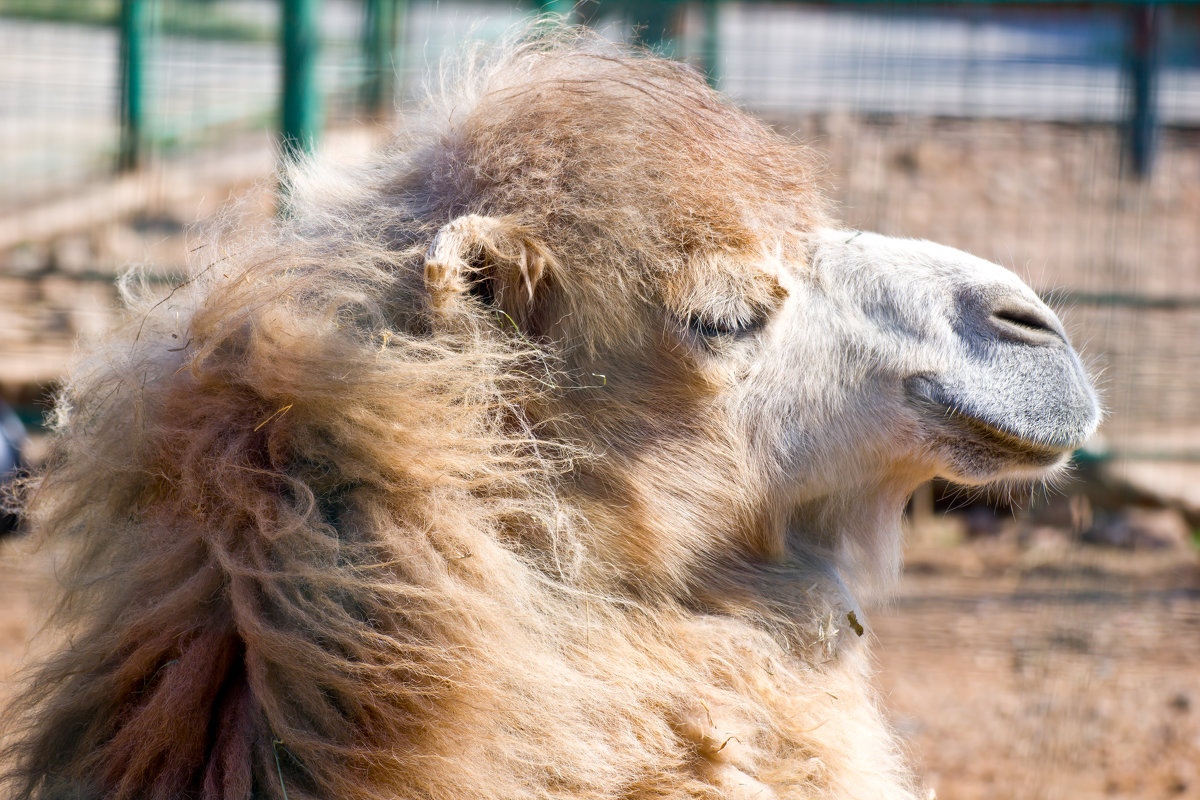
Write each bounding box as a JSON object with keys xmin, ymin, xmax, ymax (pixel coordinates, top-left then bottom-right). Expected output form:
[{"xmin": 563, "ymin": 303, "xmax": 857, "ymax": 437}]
[
  {"xmin": 875, "ymin": 532, "xmax": 1200, "ymax": 800},
  {"xmin": 2, "ymin": 523, "xmax": 1197, "ymax": 798}
]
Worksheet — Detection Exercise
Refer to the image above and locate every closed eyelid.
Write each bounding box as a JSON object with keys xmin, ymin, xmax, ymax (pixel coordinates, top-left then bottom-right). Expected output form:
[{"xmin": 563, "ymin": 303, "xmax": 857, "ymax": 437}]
[{"xmin": 684, "ymin": 308, "xmax": 768, "ymax": 339}]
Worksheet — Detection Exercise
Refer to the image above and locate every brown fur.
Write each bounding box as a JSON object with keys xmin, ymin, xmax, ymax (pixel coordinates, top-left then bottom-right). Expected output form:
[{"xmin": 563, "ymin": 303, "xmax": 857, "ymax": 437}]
[{"xmin": 3, "ymin": 31, "xmax": 920, "ymax": 799}]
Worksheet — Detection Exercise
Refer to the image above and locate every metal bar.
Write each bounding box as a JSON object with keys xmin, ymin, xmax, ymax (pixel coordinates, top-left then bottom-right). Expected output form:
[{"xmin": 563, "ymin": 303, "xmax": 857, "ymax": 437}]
[
  {"xmin": 629, "ymin": 1, "xmax": 682, "ymax": 57},
  {"xmin": 1075, "ymin": 449, "xmax": 1200, "ymax": 465},
  {"xmin": 393, "ymin": 0, "xmax": 408, "ymax": 101},
  {"xmin": 1045, "ymin": 290, "xmax": 1200, "ymax": 311},
  {"xmin": 118, "ymin": 0, "xmax": 150, "ymax": 172},
  {"xmin": 362, "ymin": 0, "xmax": 398, "ymax": 117},
  {"xmin": 538, "ymin": 0, "xmax": 575, "ymax": 23},
  {"xmin": 1126, "ymin": 5, "xmax": 1161, "ymax": 178},
  {"xmin": 281, "ymin": 0, "xmax": 322, "ymax": 160},
  {"xmin": 699, "ymin": 0, "xmax": 720, "ymax": 88}
]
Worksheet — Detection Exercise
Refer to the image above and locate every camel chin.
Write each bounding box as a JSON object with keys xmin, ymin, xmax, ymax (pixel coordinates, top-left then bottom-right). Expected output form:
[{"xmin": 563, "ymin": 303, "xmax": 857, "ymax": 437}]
[{"xmin": 906, "ymin": 372, "xmax": 1093, "ymax": 484}]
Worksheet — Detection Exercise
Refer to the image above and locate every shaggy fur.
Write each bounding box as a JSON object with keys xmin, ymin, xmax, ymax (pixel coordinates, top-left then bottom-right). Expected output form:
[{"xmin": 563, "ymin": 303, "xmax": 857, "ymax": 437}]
[{"xmin": 2, "ymin": 30, "xmax": 1096, "ymax": 800}]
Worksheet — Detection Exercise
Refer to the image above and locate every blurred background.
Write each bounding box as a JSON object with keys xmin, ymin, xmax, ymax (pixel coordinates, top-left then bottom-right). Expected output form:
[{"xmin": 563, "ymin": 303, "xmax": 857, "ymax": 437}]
[{"xmin": 0, "ymin": 1, "xmax": 1197, "ymax": 797}]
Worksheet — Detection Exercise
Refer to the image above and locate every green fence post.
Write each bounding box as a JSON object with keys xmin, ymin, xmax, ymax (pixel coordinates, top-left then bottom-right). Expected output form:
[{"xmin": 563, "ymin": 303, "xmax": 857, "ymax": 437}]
[
  {"xmin": 282, "ymin": 0, "xmax": 322, "ymax": 161},
  {"xmin": 538, "ymin": 0, "xmax": 575, "ymax": 24},
  {"xmin": 699, "ymin": 0, "xmax": 720, "ymax": 88},
  {"xmin": 118, "ymin": 0, "xmax": 150, "ymax": 172},
  {"xmin": 628, "ymin": 0, "xmax": 681, "ymax": 57},
  {"xmin": 1126, "ymin": 5, "xmax": 1161, "ymax": 179},
  {"xmin": 363, "ymin": 0, "xmax": 402, "ymax": 117}
]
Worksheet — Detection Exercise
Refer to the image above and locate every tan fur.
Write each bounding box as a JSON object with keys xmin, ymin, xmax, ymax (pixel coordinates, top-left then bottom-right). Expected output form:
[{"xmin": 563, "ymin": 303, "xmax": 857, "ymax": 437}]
[{"xmin": 1, "ymin": 31, "xmax": 929, "ymax": 799}]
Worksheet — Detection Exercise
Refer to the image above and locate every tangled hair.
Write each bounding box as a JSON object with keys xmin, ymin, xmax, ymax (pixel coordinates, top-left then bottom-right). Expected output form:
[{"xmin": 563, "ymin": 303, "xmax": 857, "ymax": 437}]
[{"xmin": 2, "ymin": 30, "xmax": 918, "ymax": 800}]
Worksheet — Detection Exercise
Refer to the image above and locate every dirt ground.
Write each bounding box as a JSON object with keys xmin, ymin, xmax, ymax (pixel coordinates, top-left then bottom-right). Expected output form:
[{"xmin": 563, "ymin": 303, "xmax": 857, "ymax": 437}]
[
  {"xmin": 875, "ymin": 526, "xmax": 1200, "ymax": 800},
  {"xmin": 2, "ymin": 518, "xmax": 1196, "ymax": 799}
]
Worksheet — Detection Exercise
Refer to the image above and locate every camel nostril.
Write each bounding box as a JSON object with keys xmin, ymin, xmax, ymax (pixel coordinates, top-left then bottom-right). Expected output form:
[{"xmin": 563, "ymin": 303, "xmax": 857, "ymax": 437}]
[{"xmin": 991, "ymin": 306, "xmax": 1061, "ymax": 342}]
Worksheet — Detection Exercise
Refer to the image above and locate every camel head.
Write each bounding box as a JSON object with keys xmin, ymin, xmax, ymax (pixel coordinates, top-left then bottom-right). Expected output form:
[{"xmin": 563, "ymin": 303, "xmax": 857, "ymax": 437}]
[
  {"xmin": 428, "ymin": 225, "xmax": 1097, "ymax": 598},
  {"xmin": 414, "ymin": 45, "xmax": 1099, "ymax": 600}
]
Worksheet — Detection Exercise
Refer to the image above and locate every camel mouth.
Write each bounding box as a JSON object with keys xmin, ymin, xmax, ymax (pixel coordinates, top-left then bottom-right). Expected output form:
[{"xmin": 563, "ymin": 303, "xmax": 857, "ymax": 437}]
[{"xmin": 905, "ymin": 375, "xmax": 1085, "ymax": 460}]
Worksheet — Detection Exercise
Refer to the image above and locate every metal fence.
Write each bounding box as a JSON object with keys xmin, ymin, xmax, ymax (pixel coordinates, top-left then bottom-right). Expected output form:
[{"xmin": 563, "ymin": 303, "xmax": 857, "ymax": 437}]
[{"xmin": 1, "ymin": 0, "xmax": 1198, "ymax": 472}]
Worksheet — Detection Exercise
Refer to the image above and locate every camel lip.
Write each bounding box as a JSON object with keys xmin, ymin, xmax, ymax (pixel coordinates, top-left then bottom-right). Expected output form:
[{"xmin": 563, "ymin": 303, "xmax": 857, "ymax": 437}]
[{"xmin": 904, "ymin": 375, "xmax": 1083, "ymax": 457}]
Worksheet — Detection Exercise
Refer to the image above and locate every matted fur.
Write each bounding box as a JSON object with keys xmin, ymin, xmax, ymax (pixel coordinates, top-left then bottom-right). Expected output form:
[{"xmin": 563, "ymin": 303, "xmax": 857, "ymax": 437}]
[{"xmin": 2, "ymin": 31, "xmax": 926, "ymax": 800}]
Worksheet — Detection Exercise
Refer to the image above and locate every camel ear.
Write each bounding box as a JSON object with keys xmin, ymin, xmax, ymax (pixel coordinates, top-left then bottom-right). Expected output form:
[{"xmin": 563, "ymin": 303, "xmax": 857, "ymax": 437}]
[{"xmin": 423, "ymin": 214, "xmax": 555, "ymax": 329}]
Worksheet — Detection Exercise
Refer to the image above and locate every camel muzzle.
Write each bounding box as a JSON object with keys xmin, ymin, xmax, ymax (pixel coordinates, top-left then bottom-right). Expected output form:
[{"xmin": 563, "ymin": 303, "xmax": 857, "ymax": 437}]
[{"xmin": 911, "ymin": 285, "xmax": 1099, "ymax": 461}]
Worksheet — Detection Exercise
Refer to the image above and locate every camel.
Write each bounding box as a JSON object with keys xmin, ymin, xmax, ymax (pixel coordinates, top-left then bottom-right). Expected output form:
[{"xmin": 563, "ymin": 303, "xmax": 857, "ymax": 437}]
[{"xmin": 1, "ymin": 31, "xmax": 1098, "ymax": 800}]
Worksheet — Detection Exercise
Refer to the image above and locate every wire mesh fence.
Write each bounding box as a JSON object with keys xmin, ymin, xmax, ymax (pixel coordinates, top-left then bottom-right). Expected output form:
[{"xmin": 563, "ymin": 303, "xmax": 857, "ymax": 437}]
[
  {"xmin": 710, "ymin": 4, "xmax": 1200, "ymax": 124},
  {"xmin": 1, "ymin": 0, "xmax": 347, "ymax": 210}
]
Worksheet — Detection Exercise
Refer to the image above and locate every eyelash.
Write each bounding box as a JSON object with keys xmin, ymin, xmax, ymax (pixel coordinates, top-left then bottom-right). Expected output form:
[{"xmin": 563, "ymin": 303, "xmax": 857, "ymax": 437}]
[{"xmin": 686, "ymin": 314, "xmax": 761, "ymax": 339}]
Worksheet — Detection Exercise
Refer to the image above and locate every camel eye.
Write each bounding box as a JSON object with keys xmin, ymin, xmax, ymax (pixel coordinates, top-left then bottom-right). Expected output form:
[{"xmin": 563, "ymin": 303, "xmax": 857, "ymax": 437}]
[{"xmin": 686, "ymin": 313, "xmax": 758, "ymax": 339}]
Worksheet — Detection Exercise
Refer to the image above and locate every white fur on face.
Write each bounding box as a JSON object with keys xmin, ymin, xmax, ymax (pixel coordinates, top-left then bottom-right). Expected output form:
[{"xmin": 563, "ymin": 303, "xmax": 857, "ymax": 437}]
[{"xmin": 712, "ymin": 229, "xmax": 1099, "ymax": 590}]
